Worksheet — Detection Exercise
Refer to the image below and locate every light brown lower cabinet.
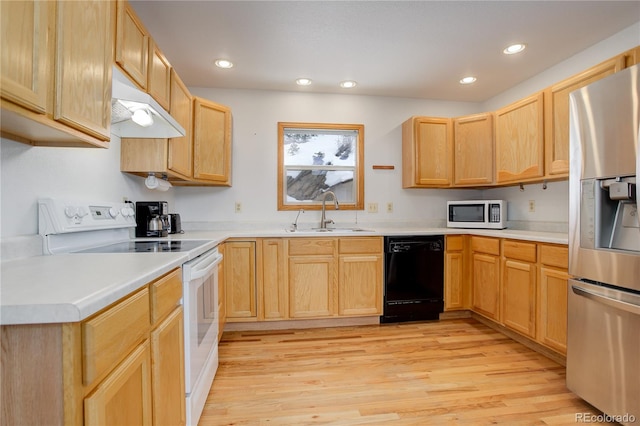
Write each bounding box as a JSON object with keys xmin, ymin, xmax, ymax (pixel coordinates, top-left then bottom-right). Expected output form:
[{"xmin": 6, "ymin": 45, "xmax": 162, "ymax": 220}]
[
  {"xmin": 444, "ymin": 235, "xmax": 468, "ymax": 310},
  {"xmin": 501, "ymin": 240, "xmax": 537, "ymax": 338},
  {"xmin": 224, "ymin": 240, "xmax": 257, "ymax": 320},
  {"xmin": 537, "ymin": 244, "xmax": 570, "ymax": 355},
  {"xmin": 338, "ymin": 238, "xmax": 383, "ymax": 316},
  {"xmin": 225, "ymin": 237, "xmax": 383, "ymax": 323},
  {"xmin": 470, "ymin": 236, "xmax": 501, "ymax": 321},
  {"xmin": 260, "ymin": 238, "xmax": 288, "ymax": 320},
  {"xmin": 465, "ymin": 237, "xmax": 569, "ymax": 356},
  {"xmin": 84, "ymin": 340, "xmax": 153, "ymax": 425},
  {"xmin": 0, "ymin": 268, "xmax": 185, "ymax": 426},
  {"xmin": 289, "ymin": 254, "xmax": 336, "ymax": 318}
]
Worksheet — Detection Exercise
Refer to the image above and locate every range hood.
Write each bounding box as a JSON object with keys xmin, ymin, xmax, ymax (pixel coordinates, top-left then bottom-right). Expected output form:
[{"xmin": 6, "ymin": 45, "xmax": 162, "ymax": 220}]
[{"xmin": 111, "ymin": 67, "xmax": 185, "ymax": 138}]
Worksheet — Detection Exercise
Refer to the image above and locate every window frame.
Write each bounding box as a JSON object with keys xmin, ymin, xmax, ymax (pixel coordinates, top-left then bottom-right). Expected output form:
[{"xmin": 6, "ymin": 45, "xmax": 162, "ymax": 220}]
[{"xmin": 277, "ymin": 122, "xmax": 365, "ymax": 211}]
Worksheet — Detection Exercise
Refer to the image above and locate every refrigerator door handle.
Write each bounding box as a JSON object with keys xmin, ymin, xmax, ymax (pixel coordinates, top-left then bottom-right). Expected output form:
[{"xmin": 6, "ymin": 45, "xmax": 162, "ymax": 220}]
[
  {"xmin": 636, "ymin": 127, "xmax": 639, "ymax": 228},
  {"xmin": 572, "ymin": 284, "xmax": 640, "ymax": 315}
]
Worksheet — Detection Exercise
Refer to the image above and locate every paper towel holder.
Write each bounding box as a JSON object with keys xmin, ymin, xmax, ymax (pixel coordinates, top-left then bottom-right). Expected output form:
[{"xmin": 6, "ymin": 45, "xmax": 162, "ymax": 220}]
[{"xmin": 144, "ymin": 173, "xmax": 172, "ymax": 191}]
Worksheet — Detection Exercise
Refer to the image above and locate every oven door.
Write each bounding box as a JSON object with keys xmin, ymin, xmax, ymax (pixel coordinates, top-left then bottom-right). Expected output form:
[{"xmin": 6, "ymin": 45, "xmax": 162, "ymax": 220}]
[{"xmin": 183, "ymin": 248, "xmax": 223, "ymax": 394}]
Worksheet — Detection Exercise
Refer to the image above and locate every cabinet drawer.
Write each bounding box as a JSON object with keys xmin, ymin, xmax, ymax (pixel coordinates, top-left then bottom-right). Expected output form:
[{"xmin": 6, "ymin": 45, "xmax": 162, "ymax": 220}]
[
  {"xmin": 446, "ymin": 235, "xmax": 464, "ymax": 251},
  {"xmin": 539, "ymin": 244, "xmax": 568, "ymax": 269},
  {"xmin": 150, "ymin": 268, "xmax": 182, "ymax": 325},
  {"xmin": 470, "ymin": 236, "xmax": 500, "ymax": 256},
  {"xmin": 288, "ymin": 238, "xmax": 335, "ymax": 256},
  {"xmin": 83, "ymin": 287, "xmax": 150, "ymax": 385},
  {"xmin": 503, "ymin": 240, "xmax": 537, "ymax": 262},
  {"xmin": 338, "ymin": 237, "xmax": 382, "ymax": 254}
]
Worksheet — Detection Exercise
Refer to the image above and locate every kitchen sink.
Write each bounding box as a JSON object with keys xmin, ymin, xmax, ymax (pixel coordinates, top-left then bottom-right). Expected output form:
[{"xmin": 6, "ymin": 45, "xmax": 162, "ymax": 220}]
[{"xmin": 288, "ymin": 227, "xmax": 375, "ymax": 233}]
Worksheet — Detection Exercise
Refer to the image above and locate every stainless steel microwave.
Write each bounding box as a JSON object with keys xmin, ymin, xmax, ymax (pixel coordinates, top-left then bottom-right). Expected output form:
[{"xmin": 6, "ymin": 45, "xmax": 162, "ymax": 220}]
[{"xmin": 447, "ymin": 200, "xmax": 507, "ymax": 229}]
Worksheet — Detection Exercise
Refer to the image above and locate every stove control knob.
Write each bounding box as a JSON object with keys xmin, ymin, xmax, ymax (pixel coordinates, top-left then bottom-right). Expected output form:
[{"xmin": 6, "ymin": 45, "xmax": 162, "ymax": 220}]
[
  {"xmin": 76, "ymin": 207, "xmax": 88, "ymax": 218},
  {"xmin": 108, "ymin": 207, "xmax": 119, "ymax": 218},
  {"xmin": 64, "ymin": 206, "xmax": 78, "ymax": 218}
]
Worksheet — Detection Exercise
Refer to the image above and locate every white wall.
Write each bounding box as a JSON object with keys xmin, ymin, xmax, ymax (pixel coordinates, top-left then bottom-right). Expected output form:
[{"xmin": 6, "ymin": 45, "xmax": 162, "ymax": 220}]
[
  {"xmin": 1, "ymin": 22, "xmax": 637, "ymax": 239},
  {"xmin": 176, "ymin": 90, "xmax": 480, "ymax": 229},
  {"xmin": 0, "ymin": 135, "xmax": 176, "ymax": 237}
]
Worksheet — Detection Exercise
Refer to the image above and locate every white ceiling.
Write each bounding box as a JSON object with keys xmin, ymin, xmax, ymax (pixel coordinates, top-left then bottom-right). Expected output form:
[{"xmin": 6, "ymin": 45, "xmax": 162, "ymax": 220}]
[{"xmin": 130, "ymin": 1, "xmax": 640, "ymax": 103}]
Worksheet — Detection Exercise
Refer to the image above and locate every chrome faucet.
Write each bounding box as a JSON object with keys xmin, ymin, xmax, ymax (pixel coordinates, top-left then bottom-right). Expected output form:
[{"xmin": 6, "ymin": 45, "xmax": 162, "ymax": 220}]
[{"xmin": 320, "ymin": 190, "xmax": 339, "ymax": 229}]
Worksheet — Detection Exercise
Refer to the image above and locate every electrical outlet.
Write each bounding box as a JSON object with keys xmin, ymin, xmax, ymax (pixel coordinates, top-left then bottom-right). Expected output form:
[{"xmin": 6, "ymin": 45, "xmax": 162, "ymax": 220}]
[
  {"xmin": 235, "ymin": 202, "xmax": 242, "ymax": 213},
  {"xmin": 386, "ymin": 202, "xmax": 393, "ymax": 213},
  {"xmin": 367, "ymin": 202, "xmax": 378, "ymax": 213},
  {"xmin": 528, "ymin": 200, "xmax": 535, "ymax": 212}
]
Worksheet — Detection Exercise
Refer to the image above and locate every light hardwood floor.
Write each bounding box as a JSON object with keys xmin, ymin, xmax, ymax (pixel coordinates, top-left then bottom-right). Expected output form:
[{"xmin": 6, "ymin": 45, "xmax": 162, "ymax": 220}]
[{"xmin": 200, "ymin": 318, "xmax": 607, "ymax": 425}]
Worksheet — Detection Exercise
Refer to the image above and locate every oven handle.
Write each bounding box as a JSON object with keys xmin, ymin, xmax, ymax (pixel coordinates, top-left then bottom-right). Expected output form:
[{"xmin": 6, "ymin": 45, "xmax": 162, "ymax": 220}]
[
  {"xmin": 572, "ymin": 285, "xmax": 640, "ymax": 315},
  {"xmin": 190, "ymin": 252, "xmax": 223, "ymax": 280}
]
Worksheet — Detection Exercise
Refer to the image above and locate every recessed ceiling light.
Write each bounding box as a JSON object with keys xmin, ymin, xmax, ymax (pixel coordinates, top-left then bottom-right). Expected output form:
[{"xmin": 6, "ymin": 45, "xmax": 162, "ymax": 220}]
[
  {"xmin": 214, "ymin": 59, "xmax": 234, "ymax": 69},
  {"xmin": 459, "ymin": 76, "xmax": 477, "ymax": 85},
  {"xmin": 296, "ymin": 78, "xmax": 312, "ymax": 86},
  {"xmin": 503, "ymin": 43, "xmax": 526, "ymax": 55},
  {"xmin": 340, "ymin": 80, "xmax": 357, "ymax": 89}
]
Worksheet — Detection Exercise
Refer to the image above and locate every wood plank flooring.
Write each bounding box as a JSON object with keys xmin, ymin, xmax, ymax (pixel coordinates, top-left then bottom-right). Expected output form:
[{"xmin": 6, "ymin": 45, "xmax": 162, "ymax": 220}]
[{"xmin": 200, "ymin": 318, "xmax": 607, "ymax": 425}]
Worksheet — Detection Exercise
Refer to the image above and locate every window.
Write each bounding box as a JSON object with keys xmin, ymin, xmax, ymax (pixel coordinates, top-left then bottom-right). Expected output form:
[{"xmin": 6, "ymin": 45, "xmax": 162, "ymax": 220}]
[{"xmin": 278, "ymin": 122, "xmax": 364, "ymax": 211}]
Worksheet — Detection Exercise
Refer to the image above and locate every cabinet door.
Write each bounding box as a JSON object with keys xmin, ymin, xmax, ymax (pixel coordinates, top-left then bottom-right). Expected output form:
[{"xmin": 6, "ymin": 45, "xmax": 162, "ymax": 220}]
[
  {"xmin": 115, "ymin": 0, "xmax": 149, "ymax": 90},
  {"xmin": 261, "ymin": 239, "xmax": 288, "ymax": 320},
  {"xmin": 168, "ymin": 69, "xmax": 193, "ymax": 179},
  {"xmin": 445, "ymin": 251, "xmax": 465, "ymax": 310},
  {"xmin": 54, "ymin": 0, "xmax": 113, "ymax": 140},
  {"xmin": 453, "ymin": 113, "xmax": 494, "ymax": 186},
  {"xmin": 338, "ymin": 254, "xmax": 382, "ymax": 316},
  {"xmin": 289, "ymin": 256, "xmax": 335, "ymax": 318},
  {"xmin": 495, "ymin": 92, "xmax": 544, "ymax": 184},
  {"xmin": 225, "ymin": 241, "xmax": 256, "ymax": 319},
  {"xmin": 151, "ymin": 307, "xmax": 186, "ymax": 426},
  {"xmin": 502, "ymin": 259, "xmax": 537, "ymax": 338},
  {"xmin": 148, "ymin": 38, "xmax": 172, "ymax": 111},
  {"xmin": 445, "ymin": 235, "xmax": 466, "ymax": 310},
  {"xmin": 0, "ymin": 0, "xmax": 50, "ymax": 113},
  {"xmin": 538, "ymin": 266, "xmax": 569, "ymax": 354},
  {"xmin": 193, "ymin": 98, "xmax": 232, "ymax": 184},
  {"xmin": 471, "ymin": 253, "xmax": 500, "ymax": 320},
  {"xmin": 402, "ymin": 116, "xmax": 452, "ymax": 187},
  {"xmin": 544, "ymin": 56, "xmax": 625, "ymax": 177},
  {"xmin": 84, "ymin": 340, "xmax": 152, "ymax": 426}
]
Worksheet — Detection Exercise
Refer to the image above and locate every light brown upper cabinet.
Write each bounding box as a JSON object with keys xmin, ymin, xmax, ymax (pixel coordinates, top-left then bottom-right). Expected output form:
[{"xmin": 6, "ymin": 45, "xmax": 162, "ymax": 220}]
[
  {"xmin": 453, "ymin": 113, "xmax": 494, "ymax": 186},
  {"xmin": 402, "ymin": 116, "xmax": 453, "ymax": 188},
  {"xmin": 167, "ymin": 69, "xmax": 194, "ymax": 179},
  {"xmin": 148, "ymin": 38, "xmax": 172, "ymax": 111},
  {"xmin": 0, "ymin": 1, "xmax": 50, "ymax": 115},
  {"xmin": 1, "ymin": 0, "xmax": 114, "ymax": 147},
  {"xmin": 115, "ymin": 0, "xmax": 149, "ymax": 90},
  {"xmin": 120, "ymin": 91, "xmax": 233, "ymax": 186},
  {"xmin": 543, "ymin": 56, "xmax": 625, "ymax": 178},
  {"xmin": 193, "ymin": 98, "xmax": 232, "ymax": 185},
  {"xmin": 116, "ymin": 0, "xmax": 172, "ymax": 111},
  {"xmin": 495, "ymin": 92, "xmax": 544, "ymax": 184}
]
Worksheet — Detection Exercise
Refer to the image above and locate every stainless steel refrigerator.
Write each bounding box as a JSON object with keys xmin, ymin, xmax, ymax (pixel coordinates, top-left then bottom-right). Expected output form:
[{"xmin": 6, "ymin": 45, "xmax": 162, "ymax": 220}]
[{"xmin": 567, "ymin": 63, "xmax": 639, "ymax": 425}]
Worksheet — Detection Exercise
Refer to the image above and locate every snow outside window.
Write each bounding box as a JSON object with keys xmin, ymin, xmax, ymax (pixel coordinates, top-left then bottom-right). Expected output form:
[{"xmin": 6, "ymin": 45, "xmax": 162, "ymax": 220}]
[{"xmin": 278, "ymin": 123, "xmax": 364, "ymax": 210}]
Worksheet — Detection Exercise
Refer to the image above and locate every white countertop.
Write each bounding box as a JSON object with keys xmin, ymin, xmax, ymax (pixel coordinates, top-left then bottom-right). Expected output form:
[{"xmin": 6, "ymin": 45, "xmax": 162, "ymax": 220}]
[{"xmin": 1, "ymin": 227, "xmax": 567, "ymax": 326}]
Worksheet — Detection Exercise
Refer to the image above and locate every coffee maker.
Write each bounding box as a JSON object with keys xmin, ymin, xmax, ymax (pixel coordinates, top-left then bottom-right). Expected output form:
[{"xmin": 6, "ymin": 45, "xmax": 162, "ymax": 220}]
[{"xmin": 135, "ymin": 201, "xmax": 170, "ymax": 237}]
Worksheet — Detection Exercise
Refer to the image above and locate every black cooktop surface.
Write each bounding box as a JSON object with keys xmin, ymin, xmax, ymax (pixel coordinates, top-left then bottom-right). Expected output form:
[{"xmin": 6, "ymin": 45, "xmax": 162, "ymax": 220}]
[{"xmin": 76, "ymin": 240, "xmax": 207, "ymax": 253}]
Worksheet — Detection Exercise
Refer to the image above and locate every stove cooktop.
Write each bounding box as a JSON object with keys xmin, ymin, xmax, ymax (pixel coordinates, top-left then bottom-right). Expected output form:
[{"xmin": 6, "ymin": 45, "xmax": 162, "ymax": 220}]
[{"xmin": 75, "ymin": 240, "xmax": 207, "ymax": 254}]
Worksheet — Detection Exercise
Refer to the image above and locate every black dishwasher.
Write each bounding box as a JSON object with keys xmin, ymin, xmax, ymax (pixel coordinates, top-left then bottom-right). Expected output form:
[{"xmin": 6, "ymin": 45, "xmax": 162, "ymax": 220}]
[{"xmin": 381, "ymin": 235, "xmax": 444, "ymax": 323}]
